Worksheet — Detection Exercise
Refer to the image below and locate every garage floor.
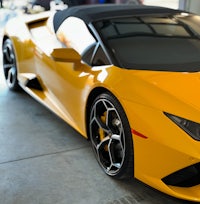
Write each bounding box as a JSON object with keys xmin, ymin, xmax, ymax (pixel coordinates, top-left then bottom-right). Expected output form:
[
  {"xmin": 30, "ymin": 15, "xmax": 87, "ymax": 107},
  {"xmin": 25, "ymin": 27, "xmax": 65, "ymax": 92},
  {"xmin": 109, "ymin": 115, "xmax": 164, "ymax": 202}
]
[{"xmin": 0, "ymin": 45, "xmax": 193, "ymax": 204}]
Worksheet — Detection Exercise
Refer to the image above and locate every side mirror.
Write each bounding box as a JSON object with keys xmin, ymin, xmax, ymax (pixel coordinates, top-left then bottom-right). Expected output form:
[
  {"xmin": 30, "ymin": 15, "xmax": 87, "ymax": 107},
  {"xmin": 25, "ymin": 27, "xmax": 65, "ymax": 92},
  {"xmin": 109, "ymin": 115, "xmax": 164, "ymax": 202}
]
[{"xmin": 51, "ymin": 48, "xmax": 81, "ymax": 62}]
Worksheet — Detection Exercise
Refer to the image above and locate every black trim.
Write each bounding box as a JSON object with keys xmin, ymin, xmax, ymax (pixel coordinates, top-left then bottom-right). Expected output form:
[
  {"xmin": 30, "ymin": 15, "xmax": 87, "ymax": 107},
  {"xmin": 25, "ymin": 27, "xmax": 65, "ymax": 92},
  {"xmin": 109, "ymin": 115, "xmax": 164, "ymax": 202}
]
[
  {"xmin": 26, "ymin": 78, "xmax": 43, "ymax": 91},
  {"xmin": 162, "ymin": 163, "xmax": 200, "ymax": 187},
  {"xmin": 53, "ymin": 4, "xmax": 180, "ymax": 32}
]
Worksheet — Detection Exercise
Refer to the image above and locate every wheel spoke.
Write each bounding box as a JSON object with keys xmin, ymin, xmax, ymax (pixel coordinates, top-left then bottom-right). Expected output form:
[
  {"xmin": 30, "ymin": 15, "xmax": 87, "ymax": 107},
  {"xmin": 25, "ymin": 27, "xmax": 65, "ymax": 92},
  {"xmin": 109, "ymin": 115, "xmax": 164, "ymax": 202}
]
[
  {"xmin": 96, "ymin": 136, "xmax": 110, "ymax": 151},
  {"xmin": 9, "ymin": 53, "xmax": 15, "ymax": 63},
  {"xmin": 107, "ymin": 136, "xmax": 124, "ymax": 170},
  {"xmin": 112, "ymin": 163, "xmax": 121, "ymax": 169},
  {"xmin": 110, "ymin": 133, "xmax": 124, "ymax": 153},
  {"xmin": 4, "ymin": 48, "xmax": 14, "ymax": 63},
  {"xmin": 95, "ymin": 136, "xmax": 111, "ymax": 167},
  {"xmin": 105, "ymin": 107, "xmax": 115, "ymax": 126},
  {"xmin": 96, "ymin": 116, "xmax": 111, "ymax": 135},
  {"xmin": 3, "ymin": 48, "xmax": 9, "ymax": 61},
  {"xmin": 111, "ymin": 134, "xmax": 121, "ymax": 141},
  {"xmin": 3, "ymin": 64, "xmax": 15, "ymax": 69},
  {"xmin": 6, "ymin": 67, "xmax": 16, "ymax": 87}
]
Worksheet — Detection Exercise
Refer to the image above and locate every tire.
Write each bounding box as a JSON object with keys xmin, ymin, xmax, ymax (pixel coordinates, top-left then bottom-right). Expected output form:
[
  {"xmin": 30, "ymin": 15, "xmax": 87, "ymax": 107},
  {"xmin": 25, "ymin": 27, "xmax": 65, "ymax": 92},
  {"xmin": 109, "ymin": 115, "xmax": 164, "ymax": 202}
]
[
  {"xmin": 89, "ymin": 92, "xmax": 134, "ymax": 179},
  {"xmin": 2, "ymin": 39, "xmax": 20, "ymax": 91}
]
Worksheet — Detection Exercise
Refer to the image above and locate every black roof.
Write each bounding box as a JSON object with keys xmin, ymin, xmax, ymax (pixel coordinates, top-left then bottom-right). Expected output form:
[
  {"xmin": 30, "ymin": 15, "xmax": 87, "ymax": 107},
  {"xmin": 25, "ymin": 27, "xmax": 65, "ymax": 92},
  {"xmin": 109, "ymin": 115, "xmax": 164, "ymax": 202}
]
[{"xmin": 53, "ymin": 4, "xmax": 180, "ymax": 32}]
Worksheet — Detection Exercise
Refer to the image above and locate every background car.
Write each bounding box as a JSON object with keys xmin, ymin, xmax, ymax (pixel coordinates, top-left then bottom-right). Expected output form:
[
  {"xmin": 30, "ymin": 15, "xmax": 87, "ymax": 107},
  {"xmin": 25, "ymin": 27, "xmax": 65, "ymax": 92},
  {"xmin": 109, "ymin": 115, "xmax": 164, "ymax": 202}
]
[
  {"xmin": 49, "ymin": 0, "xmax": 143, "ymax": 8},
  {"xmin": 33, "ymin": 0, "xmax": 143, "ymax": 8}
]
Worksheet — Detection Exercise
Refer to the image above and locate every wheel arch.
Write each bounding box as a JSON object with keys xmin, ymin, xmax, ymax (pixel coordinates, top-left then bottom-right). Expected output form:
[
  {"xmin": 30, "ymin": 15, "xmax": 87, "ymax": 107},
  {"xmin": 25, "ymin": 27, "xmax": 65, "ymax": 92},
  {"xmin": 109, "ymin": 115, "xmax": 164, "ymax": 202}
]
[
  {"xmin": 86, "ymin": 87, "xmax": 111, "ymax": 140},
  {"xmin": 85, "ymin": 87, "xmax": 128, "ymax": 140},
  {"xmin": 86, "ymin": 88, "xmax": 134, "ymax": 179}
]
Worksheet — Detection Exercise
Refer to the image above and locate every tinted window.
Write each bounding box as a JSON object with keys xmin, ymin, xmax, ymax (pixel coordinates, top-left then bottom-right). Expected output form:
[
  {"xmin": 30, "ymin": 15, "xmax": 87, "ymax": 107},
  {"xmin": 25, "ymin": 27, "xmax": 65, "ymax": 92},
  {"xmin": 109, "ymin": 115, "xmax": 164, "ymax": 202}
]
[
  {"xmin": 92, "ymin": 45, "xmax": 110, "ymax": 66},
  {"xmin": 82, "ymin": 43, "xmax": 110, "ymax": 66},
  {"xmin": 94, "ymin": 14, "xmax": 200, "ymax": 72}
]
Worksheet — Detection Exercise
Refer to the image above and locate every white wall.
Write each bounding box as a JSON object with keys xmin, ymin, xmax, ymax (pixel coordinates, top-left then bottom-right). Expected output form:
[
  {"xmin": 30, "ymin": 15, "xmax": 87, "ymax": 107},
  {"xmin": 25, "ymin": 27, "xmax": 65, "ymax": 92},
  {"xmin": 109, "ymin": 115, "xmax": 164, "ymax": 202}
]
[
  {"xmin": 179, "ymin": 0, "xmax": 200, "ymax": 14},
  {"xmin": 144, "ymin": 0, "xmax": 179, "ymax": 9}
]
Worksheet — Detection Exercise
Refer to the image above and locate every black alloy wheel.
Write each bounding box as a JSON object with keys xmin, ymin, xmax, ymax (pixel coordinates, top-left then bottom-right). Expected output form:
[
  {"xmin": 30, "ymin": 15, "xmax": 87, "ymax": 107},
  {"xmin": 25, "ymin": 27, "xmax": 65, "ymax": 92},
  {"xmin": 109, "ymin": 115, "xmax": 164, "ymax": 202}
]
[
  {"xmin": 89, "ymin": 92, "xmax": 134, "ymax": 179},
  {"xmin": 3, "ymin": 39, "xmax": 20, "ymax": 91}
]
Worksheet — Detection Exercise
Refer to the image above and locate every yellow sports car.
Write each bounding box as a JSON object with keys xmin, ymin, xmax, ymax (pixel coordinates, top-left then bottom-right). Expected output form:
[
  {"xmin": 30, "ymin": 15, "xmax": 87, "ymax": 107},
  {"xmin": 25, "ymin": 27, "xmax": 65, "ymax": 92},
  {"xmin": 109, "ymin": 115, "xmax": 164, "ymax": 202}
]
[{"xmin": 3, "ymin": 4, "xmax": 200, "ymax": 202}]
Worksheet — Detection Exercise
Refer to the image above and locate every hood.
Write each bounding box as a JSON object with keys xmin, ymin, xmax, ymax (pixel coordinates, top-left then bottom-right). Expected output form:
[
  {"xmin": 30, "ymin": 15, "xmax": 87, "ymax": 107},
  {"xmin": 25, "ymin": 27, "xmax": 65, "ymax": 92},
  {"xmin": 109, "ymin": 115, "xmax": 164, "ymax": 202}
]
[
  {"xmin": 126, "ymin": 70, "xmax": 200, "ymax": 121},
  {"xmin": 145, "ymin": 71, "xmax": 200, "ymax": 106}
]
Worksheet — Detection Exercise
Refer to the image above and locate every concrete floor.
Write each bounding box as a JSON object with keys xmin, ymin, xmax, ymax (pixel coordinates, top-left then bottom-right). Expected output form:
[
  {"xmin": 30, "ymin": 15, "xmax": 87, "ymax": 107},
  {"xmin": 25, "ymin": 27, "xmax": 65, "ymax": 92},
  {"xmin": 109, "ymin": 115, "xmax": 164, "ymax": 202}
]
[{"xmin": 0, "ymin": 31, "xmax": 194, "ymax": 204}]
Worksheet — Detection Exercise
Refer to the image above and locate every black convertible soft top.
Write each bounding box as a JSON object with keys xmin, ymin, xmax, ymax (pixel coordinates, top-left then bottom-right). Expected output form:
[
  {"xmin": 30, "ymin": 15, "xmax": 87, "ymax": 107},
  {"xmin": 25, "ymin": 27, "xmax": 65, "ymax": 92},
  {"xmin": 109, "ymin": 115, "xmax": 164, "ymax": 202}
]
[{"xmin": 53, "ymin": 4, "xmax": 180, "ymax": 32}]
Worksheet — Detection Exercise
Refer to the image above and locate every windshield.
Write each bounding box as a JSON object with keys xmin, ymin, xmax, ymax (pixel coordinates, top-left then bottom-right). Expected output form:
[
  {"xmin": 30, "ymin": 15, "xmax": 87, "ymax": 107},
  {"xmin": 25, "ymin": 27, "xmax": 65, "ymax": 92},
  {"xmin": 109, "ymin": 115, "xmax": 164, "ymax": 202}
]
[{"xmin": 94, "ymin": 14, "xmax": 200, "ymax": 72}]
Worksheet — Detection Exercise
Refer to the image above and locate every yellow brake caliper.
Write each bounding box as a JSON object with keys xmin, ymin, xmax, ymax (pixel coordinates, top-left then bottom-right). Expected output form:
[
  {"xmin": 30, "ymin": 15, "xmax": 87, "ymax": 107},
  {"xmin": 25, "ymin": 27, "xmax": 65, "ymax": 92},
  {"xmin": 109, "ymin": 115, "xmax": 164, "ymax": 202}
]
[{"xmin": 99, "ymin": 112, "xmax": 108, "ymax": 151}]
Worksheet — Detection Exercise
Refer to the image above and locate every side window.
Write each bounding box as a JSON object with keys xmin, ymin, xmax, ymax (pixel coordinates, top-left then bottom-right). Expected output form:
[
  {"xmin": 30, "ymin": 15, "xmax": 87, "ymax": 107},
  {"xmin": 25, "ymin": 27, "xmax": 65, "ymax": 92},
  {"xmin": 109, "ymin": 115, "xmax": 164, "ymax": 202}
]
[
  {"xmin": 82, "ymin": 43, "xmax": 110, "ymax": 66},
  {"xmin": 92, "ymin": 45, "xmax": 110, "ymax": 66},
  {"xmin": 82, "ymin": 43, "xmax": 96, "ymax": 65}
]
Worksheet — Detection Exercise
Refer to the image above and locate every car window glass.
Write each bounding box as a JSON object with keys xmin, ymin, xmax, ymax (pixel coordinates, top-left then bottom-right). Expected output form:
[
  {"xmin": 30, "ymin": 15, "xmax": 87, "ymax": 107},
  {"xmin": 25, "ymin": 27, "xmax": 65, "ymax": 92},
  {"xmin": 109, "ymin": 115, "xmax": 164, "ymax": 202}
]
[
  {"xmin": 82, "ymin": 43, "xmax": 96, "ymax": 65},
  {"xmin": 151, "ymin": 24, "xmax": 190, "ymax": 36},
  {"xmin": 97, "ymin": 17, "xmax": 191, "ymax": 38},
  {"xmin": 82, "ymin": 43, "xmax": 110, "ymax": 66},
  {"xmin": 92, "ymin": 45, "xmax": 110, "ymax": 66},
  {"xmin": 94, "ymin": 14, "xmax": 200, "ymax": 72}
]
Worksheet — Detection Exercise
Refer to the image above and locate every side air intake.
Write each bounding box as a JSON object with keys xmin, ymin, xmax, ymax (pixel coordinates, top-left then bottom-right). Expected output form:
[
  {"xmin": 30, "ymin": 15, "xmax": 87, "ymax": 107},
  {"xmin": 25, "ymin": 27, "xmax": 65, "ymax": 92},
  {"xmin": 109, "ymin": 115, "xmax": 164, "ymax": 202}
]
[
  {"xmin": 26, "ymin": 77, "xmax": 43, "ymax": 91},
  {"xmin": 162, "ymin": 163, "xmax": 200, "ymax": 187}
]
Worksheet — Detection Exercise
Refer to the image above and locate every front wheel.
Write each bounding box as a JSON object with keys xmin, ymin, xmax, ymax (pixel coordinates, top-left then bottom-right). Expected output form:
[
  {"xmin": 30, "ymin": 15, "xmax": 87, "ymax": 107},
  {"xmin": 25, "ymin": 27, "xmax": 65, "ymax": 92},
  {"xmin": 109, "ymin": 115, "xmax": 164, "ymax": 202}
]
[
  {"xmin": 89, "ymin": 92, "xmax": 134, "ymax": 179},
  {"xmin": 2, "ymin": 38, "xmax": 20, "ymax": 91}
]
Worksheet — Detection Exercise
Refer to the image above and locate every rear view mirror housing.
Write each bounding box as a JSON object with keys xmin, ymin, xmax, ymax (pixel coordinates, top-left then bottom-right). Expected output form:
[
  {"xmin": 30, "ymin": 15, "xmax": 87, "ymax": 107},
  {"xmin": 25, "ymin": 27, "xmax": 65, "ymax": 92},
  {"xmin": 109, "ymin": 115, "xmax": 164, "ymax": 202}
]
[{"xmin": 51, "ymin": 48, "xmax": 81, "ymax": 62}]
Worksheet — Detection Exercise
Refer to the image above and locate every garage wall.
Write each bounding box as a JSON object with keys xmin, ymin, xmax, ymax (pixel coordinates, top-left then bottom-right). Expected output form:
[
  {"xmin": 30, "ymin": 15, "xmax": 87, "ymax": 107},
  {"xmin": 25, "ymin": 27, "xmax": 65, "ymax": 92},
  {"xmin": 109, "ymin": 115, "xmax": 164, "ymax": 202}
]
[{"xmin": 179, "ymin": 0, "xmax": 200, "ymax": 14}]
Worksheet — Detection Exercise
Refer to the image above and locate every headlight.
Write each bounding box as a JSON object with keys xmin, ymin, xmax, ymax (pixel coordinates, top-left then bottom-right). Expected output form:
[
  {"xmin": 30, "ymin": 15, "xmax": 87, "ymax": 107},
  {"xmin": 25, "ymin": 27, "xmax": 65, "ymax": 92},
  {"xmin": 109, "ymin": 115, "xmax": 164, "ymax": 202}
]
[{"xmin": 164, "ymin": 112, "xmax": 200, "ymax": 141}]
